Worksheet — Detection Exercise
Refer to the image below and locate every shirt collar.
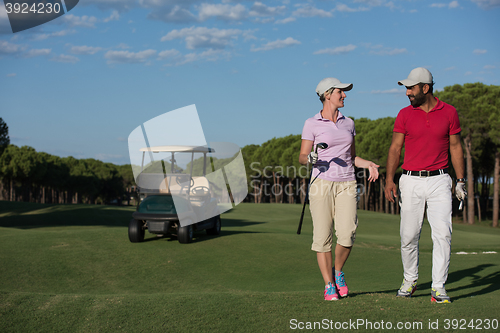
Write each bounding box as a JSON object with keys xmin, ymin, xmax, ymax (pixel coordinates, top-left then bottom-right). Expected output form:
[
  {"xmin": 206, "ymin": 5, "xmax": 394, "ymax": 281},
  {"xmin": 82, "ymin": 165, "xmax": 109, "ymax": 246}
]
[{"xmin": 314, "ymin": 111, "xmax": 345, "ymax": 121}]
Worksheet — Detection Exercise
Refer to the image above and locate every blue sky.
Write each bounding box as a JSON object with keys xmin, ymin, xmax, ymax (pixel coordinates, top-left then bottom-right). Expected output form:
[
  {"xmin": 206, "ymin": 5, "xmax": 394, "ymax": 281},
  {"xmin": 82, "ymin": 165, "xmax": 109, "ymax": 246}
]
[{"xmin": 1, "ymin": 0, "xmax": 499, "ymax": 165}]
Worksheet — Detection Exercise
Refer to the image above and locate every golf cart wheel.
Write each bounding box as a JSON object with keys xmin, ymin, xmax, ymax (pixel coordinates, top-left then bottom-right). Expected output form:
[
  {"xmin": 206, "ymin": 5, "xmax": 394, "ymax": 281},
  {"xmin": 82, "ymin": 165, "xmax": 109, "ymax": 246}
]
[
  {"xmin": 128, "ymin": 219, "xmax": 145, "ymax": 243},
  {"xmin": 206, "ymin": 215, "xmax": 221, "ymax": 235},
  {"xmin": 178, "ymin": 223, "xmax": 193, "ymax": 244}
]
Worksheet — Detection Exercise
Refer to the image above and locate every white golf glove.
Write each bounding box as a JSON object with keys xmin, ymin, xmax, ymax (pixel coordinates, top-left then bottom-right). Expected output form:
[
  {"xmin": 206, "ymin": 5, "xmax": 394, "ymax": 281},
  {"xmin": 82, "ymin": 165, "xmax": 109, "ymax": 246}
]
[
  {"xmin": 455, "ymin": 182, "xmax": 467, "ymax": 201},
  {"xmin": 308, "ymin": 152, "xmax": 318, "ymax": 165}
]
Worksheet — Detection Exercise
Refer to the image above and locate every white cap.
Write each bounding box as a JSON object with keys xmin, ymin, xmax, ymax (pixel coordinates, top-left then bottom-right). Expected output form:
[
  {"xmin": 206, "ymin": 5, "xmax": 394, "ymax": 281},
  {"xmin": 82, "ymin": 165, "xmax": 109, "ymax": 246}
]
[
  {"xmin": 316, "ymin": 77, "xmax": 353, "ymax": 96},
  {"xmin": 398, "ymin": 67, "xmax": 433, "ymax": 86}
]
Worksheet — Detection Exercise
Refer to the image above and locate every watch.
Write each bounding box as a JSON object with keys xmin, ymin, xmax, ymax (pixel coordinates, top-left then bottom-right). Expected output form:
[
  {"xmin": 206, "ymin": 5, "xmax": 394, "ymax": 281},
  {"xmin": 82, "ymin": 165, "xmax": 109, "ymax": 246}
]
[{"xmin": 456, "ymin": 178, "xmax": 466, "ymax": 183}]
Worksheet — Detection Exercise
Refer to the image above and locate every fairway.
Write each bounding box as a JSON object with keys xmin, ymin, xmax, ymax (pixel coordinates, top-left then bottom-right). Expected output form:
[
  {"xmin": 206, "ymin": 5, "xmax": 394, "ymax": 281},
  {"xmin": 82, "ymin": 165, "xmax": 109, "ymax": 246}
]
[{"xmin": 1, "ymin": 201, "xmax": 499, "ymax": 332}]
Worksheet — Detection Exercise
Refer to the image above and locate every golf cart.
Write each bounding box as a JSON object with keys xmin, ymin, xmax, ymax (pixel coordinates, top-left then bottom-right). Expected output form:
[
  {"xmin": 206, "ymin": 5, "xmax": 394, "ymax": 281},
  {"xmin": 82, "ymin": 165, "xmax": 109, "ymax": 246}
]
[{"xmin": 128, "ymin": 145, "xmax": 222, "ymax": 244}]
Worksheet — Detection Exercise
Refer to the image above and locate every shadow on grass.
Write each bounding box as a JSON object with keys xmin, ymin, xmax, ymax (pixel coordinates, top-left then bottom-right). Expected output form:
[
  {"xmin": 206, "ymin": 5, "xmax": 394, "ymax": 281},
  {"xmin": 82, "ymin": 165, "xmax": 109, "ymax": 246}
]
[
  {"xmin": 142, "ymin": 229, "xmax": 262, "ymax": 244},
  {"xmin": 140, "ymin": 217, "xmax": 265, "ymax": 244},
  {"xmin": 0, "ymin": 203, "xmax": 132, "ymax": 229},
  {"xmin": 0, "ymin": 201, "xmax": 266, "ymax": 231},
  {"xmin": 411, "ymin": 264, "xmax": 499, "ymax": 300},
  {"xmin": 349, "ymin": 264, "xmax": 499, "ymax": 300}
]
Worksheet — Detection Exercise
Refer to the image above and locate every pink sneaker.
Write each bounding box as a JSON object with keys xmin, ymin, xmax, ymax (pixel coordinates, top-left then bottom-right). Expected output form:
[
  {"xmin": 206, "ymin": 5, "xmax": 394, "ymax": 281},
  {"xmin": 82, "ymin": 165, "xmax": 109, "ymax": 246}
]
[
  {"xmin": 335, "ymin": 271, "xmax": 348, "ymax": 297},
  {"xmin": 324, "ymin": 282, "xmax": 339, "ymax": 301}
]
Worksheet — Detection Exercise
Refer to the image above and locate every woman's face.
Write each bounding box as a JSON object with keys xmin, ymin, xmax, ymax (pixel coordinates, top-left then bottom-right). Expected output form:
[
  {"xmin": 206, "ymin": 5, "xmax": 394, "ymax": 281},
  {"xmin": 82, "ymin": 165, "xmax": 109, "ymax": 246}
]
[{"xmin": 326, "ymin": 88, "xmax": 346, "ymax": 109}]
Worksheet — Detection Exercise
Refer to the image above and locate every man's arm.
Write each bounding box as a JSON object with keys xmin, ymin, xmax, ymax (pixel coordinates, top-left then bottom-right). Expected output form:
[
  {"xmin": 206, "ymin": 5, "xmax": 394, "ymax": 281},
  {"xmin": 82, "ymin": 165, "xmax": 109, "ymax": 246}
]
[
  {"xmin": 449, "ymin": 134, "xmax": 465, "ymax": 180},
  {"xmin": 384, "ymin": 132, "xmax": 405, "ymax": 202}
]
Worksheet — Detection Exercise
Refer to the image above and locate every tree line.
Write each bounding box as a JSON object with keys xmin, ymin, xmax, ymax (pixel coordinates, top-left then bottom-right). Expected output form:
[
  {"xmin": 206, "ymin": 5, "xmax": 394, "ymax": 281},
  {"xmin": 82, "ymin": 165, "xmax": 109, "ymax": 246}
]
[{"xmin": 0, "ymin": 82, "xmax": 498, "ymax": 226}]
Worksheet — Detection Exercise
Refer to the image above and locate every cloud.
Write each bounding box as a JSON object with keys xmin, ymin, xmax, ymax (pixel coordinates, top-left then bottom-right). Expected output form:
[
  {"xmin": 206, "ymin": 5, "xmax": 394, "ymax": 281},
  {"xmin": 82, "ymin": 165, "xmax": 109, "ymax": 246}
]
[
  {"xmin": 314, "ymin": 44, "xmax": 357, "ymax": 55},
  {"xmin": 24, "ymin": 49, "xmax": 51, "ymax": 57},
  {"xmin": 32, "ymin": 30, "xmax": 76, "ymax": 41},
  {"xmin": 146, "ymin": 1, "xmax": 286, "ymax": 23},
  {"xmin": 352, "ymin": 0, "xmax": 387, "ymax": 5},
  {"xmin": 470, "ymin": 0, "xmax": 500, "ymax": 9},
  {"xmin": 139, "ymin": 0, "xmax": 199, "ymax": 8},
  {"xmin": 69, "ymin": 45, "xmax": 103, "ymax": 55},
  {"xmin": 430, "ymin": 1, "xmax": 460, "ymax": 8},
  {"xmin": 251, "ymin": 37, "xmax": 300, "ymax": 52},
  {"xmin": 104, "ymin": 49, "xmax": 157, "ymax": 64},
  {"xmin": 148, "ymin": 5, "xmax": 198, "ymax": 24},
  {"xmin": 115, "ymin": 43, "xmax": 131, "ymax": 49},
  {"xmin": 335, "ymin": 4, "xmax": 370, "ymax": 12},
  {"xmin": 198, "ymin": 3, "xmax": 247, "ymax": 21},
  {"xmin": 177, "ymin": 49, "xmax": 229, "ymax": 65},
  {"xmin": 103, "ymin": 10, "xmax": 120, "ymax": 22},
  {"xmin": 161, "ymin": 26, "xmax": 242, "ymax": 50},
  {"xmin": 50, "ymin": 54, "xmax": 80, "ymax": 63},
  {"xmin": 6, "ymin": 73, "xmax": 16, "ymax": 77},
  {"xmin": 83, "ymin": 0, "xmax": 137, "ymax": 12},
  {"xmin": 444, "ymin": 66, "xmax": 456, "ymax": 71},
  {"xmin": 249, "ymin": 2, "xmax": 286, "ymax": 17},
  {"xmin": 371, "ymin": 88, "xmax": 402, "ymax": 94},
  {"xmin": 158, "ymin": 49, "xmax": 182, "ymax": 60},
  {"xmin": 484, "ymin": 65, "xmax": 496, "ymax": 69},
  {"xmin": 63, "ymin": 14, "xmax": 99, "ymax": 28},
  {"xmin": 366, "ymin": 44, "xmax": 407, "ymax": 55},
  {"xmin": 275, "ymin": 17, "xmax": 296, "ymax": 24},
  {"xmin": 0, "ymin": 40, "xmax": 23, "ymax": 54},
  {"xmin": 292, "ymin": 5, "xmax": 333, "ymax": 17},
  {"xmin": 473, "ymin": 49, "xmax": 487, "ymax": 54}
]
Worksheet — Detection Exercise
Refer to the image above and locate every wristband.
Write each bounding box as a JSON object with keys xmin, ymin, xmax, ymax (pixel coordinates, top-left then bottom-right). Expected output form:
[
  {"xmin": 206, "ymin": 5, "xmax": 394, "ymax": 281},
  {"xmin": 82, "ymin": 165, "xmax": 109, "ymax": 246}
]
[{"xmin": 456, "ymin": 178, "xmax": 466, "ymax": 183}]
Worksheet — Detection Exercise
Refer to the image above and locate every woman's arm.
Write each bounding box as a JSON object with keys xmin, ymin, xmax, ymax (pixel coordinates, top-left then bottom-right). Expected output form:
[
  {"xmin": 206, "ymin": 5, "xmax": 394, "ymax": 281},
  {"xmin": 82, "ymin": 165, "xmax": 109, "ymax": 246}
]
[
  {"xmin": 299, "ymin": 139, "xmax": 314, "ymax": 165},
  {"xmin": 350, "ymin": 142, "xmax": 380, "ymax": 182}
]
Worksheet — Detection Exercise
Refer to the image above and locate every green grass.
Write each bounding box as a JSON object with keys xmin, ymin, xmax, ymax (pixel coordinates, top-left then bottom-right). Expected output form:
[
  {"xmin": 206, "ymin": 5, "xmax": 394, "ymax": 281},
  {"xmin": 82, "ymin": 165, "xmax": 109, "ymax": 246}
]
[{"xmin": 0, "ymin": 201, "xmax": 499, "ymax": 332}]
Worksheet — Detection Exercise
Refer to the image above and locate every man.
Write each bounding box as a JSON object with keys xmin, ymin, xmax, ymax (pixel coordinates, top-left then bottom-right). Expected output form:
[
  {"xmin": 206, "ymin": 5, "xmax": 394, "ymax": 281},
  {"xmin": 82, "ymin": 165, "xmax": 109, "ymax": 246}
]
[{"xmin": 384, "ymin": 67, "xmax": 467, "ymax": 303}]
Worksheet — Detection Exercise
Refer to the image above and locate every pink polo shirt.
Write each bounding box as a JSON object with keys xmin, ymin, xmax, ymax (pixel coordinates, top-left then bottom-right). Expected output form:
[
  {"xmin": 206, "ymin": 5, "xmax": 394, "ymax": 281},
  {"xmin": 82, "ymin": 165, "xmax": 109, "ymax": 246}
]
[{"xmin": 302, "ymin": 111, "xmax": 356, "ymax": 182}]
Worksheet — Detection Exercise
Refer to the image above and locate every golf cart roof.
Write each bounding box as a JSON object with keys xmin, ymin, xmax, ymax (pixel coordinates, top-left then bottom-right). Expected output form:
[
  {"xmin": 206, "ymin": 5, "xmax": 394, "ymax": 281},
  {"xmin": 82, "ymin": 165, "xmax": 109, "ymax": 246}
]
[{"xmin": 139, "ymin": 145, "xmax": 215, "ymax": 153}]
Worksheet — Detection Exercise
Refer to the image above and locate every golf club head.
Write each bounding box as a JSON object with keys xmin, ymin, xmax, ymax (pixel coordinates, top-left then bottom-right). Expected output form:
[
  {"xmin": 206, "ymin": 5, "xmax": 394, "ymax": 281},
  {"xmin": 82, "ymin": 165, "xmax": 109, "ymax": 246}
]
[{"xmin": 315, "ymin": 142, "xmax": 328, "ymax": 152}]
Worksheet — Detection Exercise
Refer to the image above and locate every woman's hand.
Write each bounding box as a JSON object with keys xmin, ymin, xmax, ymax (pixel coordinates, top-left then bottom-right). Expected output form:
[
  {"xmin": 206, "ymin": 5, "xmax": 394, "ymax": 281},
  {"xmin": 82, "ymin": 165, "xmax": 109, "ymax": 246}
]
[
  {"xmin": 367, "ymin": 162, "xmax": 380, "ymax": 182},
  {"xmin": 354, "ymin": 156, "xmax": 380, "ymax": 182}
]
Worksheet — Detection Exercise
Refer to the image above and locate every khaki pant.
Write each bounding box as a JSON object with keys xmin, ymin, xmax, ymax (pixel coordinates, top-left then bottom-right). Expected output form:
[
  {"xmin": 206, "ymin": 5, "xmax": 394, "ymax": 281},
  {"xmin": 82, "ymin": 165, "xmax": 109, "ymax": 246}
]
[{"xmin": 309, "ymin": 178, "xmax": 358, "ymax": 252}]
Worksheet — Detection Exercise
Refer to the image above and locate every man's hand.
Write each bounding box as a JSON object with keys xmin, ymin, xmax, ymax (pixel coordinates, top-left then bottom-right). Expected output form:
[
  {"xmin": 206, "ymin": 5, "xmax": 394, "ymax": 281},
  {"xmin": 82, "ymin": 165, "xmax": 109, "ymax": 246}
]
[
  {"xmin": 384, "ymin": 180, "xmax": 398, "ymax": 203},
  {"xmin": 308, "ymin": 151, "xmax": 318, "ymax": 165},
  {"xmin": 455, "ymin": 182, "xmax": 467, "ymax": 201}
]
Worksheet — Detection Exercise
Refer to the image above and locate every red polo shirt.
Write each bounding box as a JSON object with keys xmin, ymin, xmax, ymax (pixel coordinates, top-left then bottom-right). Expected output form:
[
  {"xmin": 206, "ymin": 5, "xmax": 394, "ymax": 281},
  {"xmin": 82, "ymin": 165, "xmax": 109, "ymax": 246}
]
[{"xmin": 394, "ymin": 98, "xmax": 461, "ymax": 171}]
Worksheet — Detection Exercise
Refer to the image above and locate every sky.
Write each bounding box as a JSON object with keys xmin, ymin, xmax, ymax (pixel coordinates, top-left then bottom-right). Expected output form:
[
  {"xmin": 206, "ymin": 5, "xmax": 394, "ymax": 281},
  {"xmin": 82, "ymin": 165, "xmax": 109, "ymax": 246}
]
[{"xmin": 1, "ymin": 0, "xmax": 499, "ymax": 166}]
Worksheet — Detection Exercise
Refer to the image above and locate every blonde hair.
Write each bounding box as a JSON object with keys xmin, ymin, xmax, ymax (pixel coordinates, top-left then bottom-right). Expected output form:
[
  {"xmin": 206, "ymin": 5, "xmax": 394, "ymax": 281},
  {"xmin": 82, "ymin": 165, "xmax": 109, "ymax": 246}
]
[{"xmin": 319, "ymin": 87, "xmax": 335, "ymax": 103}]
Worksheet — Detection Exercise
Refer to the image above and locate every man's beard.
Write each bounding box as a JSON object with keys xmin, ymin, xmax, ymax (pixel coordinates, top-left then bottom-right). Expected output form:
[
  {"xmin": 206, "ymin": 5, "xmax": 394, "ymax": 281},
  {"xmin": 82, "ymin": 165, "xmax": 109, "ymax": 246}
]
[{"xmin": 409, "ymin": 91, "xmax": 426, "ymax": 107}]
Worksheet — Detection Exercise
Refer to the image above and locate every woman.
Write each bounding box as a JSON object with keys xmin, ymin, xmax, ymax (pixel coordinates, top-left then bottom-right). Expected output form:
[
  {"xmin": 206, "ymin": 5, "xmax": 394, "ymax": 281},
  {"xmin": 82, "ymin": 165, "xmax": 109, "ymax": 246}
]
[{"xmin": 299, "ymin": 77, "xmax": 379, "ymax": 301}]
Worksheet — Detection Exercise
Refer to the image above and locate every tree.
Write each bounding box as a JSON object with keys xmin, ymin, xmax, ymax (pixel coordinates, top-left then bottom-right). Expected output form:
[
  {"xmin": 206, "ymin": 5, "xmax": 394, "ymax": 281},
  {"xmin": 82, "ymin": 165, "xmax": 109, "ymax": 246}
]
[
  {"xmin": 486, "ymin": 87, "xmax": 500, "ymax": 227},
  {"xmin": 279, "ymin": 135, "xmax": 302, "ymax": 204},
  {"xmin": 435, "ymin": 83, "xmax": 492, "ymax": 224},
  {"xmin": 0, "ymin": 118, "xmax": 9, "ymax": 157},
  {"xmin": 355, "ymin": 117, "xmax": 397, "ymax": 212}
]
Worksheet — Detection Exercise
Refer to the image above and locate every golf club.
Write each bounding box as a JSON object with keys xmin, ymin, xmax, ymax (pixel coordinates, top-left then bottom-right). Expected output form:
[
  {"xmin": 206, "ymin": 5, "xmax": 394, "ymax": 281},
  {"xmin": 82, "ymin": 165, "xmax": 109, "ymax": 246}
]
[{"xmin": 297, "ymin": 142, "xmax": 328, "ymax": 235}]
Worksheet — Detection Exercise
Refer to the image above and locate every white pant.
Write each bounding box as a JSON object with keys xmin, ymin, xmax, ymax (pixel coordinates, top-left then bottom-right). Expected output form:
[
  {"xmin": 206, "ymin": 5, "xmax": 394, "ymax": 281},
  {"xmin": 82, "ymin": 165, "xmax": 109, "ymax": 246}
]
[{"xmin": 399, "ymin": 174, "xmax": 452, "ymax": 289}]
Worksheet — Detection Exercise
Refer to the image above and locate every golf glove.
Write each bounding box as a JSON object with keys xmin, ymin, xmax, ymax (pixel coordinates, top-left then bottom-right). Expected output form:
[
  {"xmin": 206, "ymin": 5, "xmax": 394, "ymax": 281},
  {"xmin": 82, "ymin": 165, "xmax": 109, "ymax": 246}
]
[
  {"xmin": 308, "ymin": 152, "xmax": 318, "ymax": 165},
  {"xmin": 455, "ymin": 182, "xmax": 467, "ymax": 201}
]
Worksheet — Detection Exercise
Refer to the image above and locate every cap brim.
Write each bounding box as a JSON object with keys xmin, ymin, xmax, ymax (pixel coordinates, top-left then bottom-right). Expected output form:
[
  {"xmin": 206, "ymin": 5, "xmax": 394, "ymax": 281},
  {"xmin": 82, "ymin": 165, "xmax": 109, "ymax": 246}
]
[
  {"xmin": 398, "ymin": 79, "xmax": 419, "ymax": 87},
  {"xmin": 335, "ymin": 83, "xmax": 353, "ymax": 91}
]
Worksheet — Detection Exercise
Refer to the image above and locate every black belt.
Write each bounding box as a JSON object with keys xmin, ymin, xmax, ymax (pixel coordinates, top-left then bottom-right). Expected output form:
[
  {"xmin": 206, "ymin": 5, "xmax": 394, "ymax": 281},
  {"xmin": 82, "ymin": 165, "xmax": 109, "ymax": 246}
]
[{"xmin": 402, "ymin": 168, "xmax": 448, "ymax": 177}]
